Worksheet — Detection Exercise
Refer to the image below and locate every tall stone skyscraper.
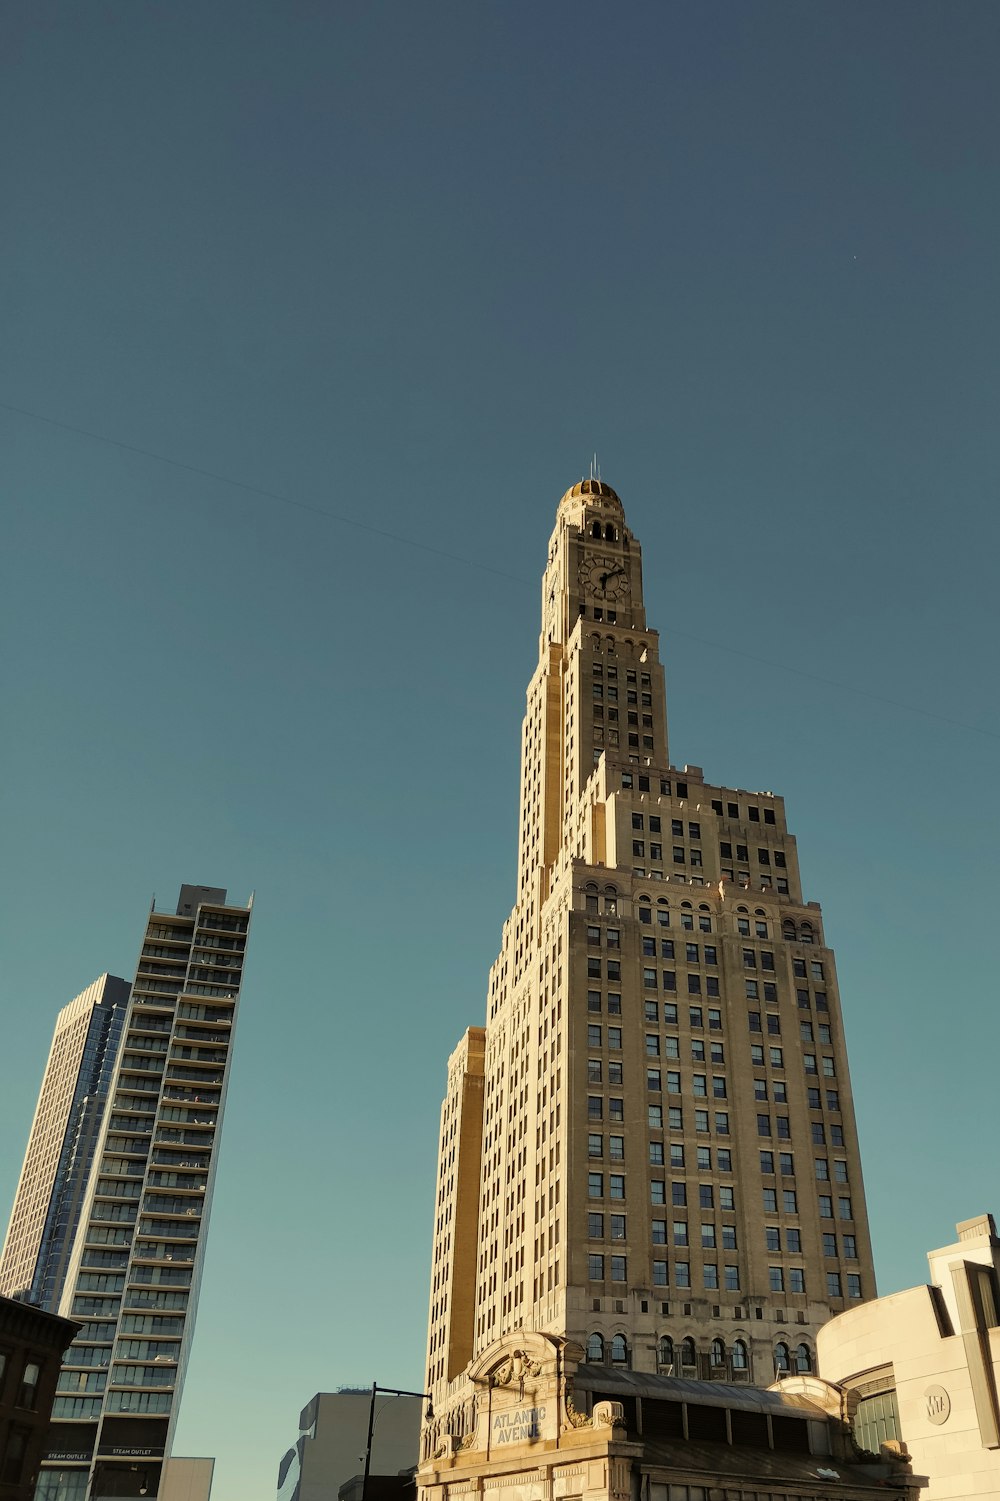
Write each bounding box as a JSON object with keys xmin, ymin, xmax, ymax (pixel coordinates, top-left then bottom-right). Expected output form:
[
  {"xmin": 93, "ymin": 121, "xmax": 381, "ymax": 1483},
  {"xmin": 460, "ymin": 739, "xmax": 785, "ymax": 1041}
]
[
  {"xmin": 423, "ymin": 479, "xmax": 875, "ymax": 1451},
  {"xmin": 1, "ymin": 975, "xmax": 129, "ymax": 1312},
  {"xmin": 34, "ymin": 884, "xmax": 252, "ymax": 1501}
]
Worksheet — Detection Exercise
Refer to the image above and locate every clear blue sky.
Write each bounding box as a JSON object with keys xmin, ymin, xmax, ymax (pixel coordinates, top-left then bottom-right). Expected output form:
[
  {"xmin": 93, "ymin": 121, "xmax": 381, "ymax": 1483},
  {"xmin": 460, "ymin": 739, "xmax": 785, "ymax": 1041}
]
[{"xmin": 2, "ymin": 4, "xmax": 998, "ymax": 1497}]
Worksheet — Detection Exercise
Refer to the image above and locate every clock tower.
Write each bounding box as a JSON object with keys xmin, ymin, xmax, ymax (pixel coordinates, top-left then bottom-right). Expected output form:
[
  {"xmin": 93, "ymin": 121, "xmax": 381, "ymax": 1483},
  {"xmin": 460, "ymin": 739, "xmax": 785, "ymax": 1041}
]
[{"xmin": 422, "ymin": 477, "xmax": 876, "ymax": 1458}]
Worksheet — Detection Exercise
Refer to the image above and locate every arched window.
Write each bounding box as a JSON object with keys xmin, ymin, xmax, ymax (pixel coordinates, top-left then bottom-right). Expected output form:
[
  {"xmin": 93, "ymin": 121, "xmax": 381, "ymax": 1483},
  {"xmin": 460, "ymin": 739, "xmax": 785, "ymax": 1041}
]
[
  {"xmin": 782, "ymin": 920, "xmax": 796, "ymax": 938},
  {"xmin": 754, "ymin": 907, "xmax": 766, "ymax": 916},
  {"xmin": 795, "ymin": 1343, "xmax": 812, "ymax": 1373},
  {"xmin": 680, "ymin": 1338, "xmax": 696, "ymax": 1368},
  {"xmin": 710, "ymin": 1338, "xmax": 726, "ymax": 1368},
  {"xmin": 658, "ymin": 1335, "xmax": 674, "ymax": 1367},
  {"xmin": 774, "ymin": 1342, "xmax": 790, "ymax": 1373},
  {"xmin": 698, "ymin": 903, "xmax": 710, "ymax": 912},
  {"xmin": 610, "ymin": 1334, "xmax": 628, "ymax": 1366},
  {"xmin": 731, "ymin": 1339, "xmax": 748, "ymax": 1370},
  {"xmin": 736, "ymin": 905, "xmax": 748, "ymax": 913},
  {"xmin": 604, "ymin": 524, "xmax": 617, "ymax": 541},
  {"xmin": 591, "ymin": 520, "xmax": 602, "ymax": 537},
  {"xmin": 586, "ymin": 1332, "xmax": 604, "ymax": 1362},
  {"xmin": 681, "ymin": 901, "xmax": 692, "ymax": 908}
]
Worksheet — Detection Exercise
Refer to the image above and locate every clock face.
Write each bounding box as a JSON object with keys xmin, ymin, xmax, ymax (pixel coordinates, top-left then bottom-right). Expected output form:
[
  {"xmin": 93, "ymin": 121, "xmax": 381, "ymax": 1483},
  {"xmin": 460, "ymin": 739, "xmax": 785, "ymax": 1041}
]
[{"xmin": 578, "ymin": 553, "xmax": 630, "ymax": 600}]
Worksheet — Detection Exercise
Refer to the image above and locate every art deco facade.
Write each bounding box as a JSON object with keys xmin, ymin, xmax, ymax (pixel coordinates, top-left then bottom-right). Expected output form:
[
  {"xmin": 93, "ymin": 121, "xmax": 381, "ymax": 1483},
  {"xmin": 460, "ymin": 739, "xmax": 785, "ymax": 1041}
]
[
  {"xmin": 424, "ymin": 480, "xmax": 875, "ymax": 1453},
  {"xmin": 35, "ymin": 885, "xmax": 252, "ymax": 1501},
  {"xmin": 0, "ymin": 977, "xmax": 129, "ymax": 1313}
]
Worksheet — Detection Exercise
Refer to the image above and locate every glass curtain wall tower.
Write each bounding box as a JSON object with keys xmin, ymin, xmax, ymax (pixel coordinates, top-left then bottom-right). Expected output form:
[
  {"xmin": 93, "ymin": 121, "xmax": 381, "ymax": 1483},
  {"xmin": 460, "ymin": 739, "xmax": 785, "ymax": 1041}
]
[
  {"xmin": 36, "ymin": 884, "xmax": 252, "ymax": 1501},
  {"xmin": 423, "ymin": 480, "xmax": 875, "ymax": 1454},
  {"xmin": 1, "ymin": 976, "xmax": 129, "ymax": 1312}
]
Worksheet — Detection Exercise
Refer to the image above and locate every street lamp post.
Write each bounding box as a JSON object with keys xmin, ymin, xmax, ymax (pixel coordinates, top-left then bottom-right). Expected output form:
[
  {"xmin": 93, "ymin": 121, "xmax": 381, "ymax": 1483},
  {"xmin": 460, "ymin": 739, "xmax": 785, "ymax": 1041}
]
[{"xmin": 361, "ymin": 1384, "xmax": 433, "ymax": 1501}]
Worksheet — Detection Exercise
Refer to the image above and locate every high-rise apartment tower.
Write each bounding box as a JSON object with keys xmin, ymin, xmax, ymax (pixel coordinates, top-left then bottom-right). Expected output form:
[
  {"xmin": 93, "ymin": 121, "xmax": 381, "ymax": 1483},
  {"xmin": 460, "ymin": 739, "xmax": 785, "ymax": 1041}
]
[
  {"xmin": 1, "ymin": 976, "xmax": 129, "ymax": 1312},
  {"xmin": 35, "ymin": 884, "xmax": 252, "ymax": 1501},
  {"xmin": 423, "ymin": 480, "xmax": 875, "ymax": 1452}
]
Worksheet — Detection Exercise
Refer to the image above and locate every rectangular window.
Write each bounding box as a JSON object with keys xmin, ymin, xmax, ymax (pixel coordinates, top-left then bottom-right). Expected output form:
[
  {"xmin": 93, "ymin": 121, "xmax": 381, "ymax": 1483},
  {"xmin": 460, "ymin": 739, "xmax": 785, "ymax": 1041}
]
[
  {"xmin": 588, "ymin": 990, "xmax": 602, "ymax": 1012},
  {"xmin": 610, "ymin": 1174, "xmax": 625, "ymax": 1199},
  {"xmin": 760, "ymin": 1150, "xmax": 774, "ymax": 1174},
  {"xmin": 819, "ymin": 1195, "xmax": 833, "ymax": 1219},
  {"xmin": 652, "ymin": 1219, "xmax": 667, "ymax": 1244},
  {"xmin": 763, "ymin": 1189, "xmax": 778, "ymax": 1212},
  {"xmin": 692, "ymin": 1074, "xmax": 707, "ymax": 1097},
  {"xmin": 715, "ymin": 1111, "xmax": 730, "ymax": 1135},
  {"xmin": 652, "ymin": 1260, "xmax": 668, "ymax": 1286},
  {"xmin": 789, "ymin": 1268, "xmax": 806, "ymax": 1293},
  {"xmin": 651, "ymin": 1181, "xmax": 665, "ymax": 1204},
  {"xmin": 703, "ymin": 1263, "xmax": 719, "ymax": 1289},
  {"xmin": 648, "ymin": 1103, "xmax": 663, "ymax": 1126},
  {"xmin": 748, "ymin": 1012, "xmax": 762, "ymax": 1033},
  {"xmin": 823, "ymin": 1233, "xmax": 837, "ymax": 1256},
  {"xmin": 675, "ymin": 1262, "xmax": 691, "ymax": 1288},
  {"xmin": 827, "ymin": 1272, "xmax": 842, "ymax": 1298},
  {"xmin": 610, "ymin": 1255, "xmax": 627, "ymax": 1281},
  {"xmin": 769, "ymin": 1266, "xmax": 784, "ymax": 1292},
  {"xmin": 608, "ymin": 1062, "xmax": 623, "ymax": 1085},
  {"xmin": 588, "ymin": 1133, "xmax": 603, "ymax": 1158},
  {"xmin": 588, "ymin": 1059, "xmax": 602, "ymax": 1083},
  {"xmin": 672, "ymin": 1182, "xmax": 687, "ymax": 1206},
  {"xmin": 779, "ymin": 1152, "xmax": 794, "ymax": 1175},
  {"xmin": 670, "ymin": 1143, "xmax": 685, "ymax": 1168},
  {"xmin": 608, "ymin": 1027, "xmax": 622, "ymax": 1050},
  {"xmin": 649, "ymin": 1142, "xmax": 664, "ymax": 1165},
  {"xmin": 609, "ymin": 1136, "xmax": 625, "ymax": 1160},
  {"xmin": 783, "ymin": 1190, "xmax": 798, "ymax": 1214},
  {"xmin": 588, "ymin": 1254, "xmax": 605, "ymax": 1281},
  {"xmin": 588, "ymin": 1173, "xmax": 603, "ymax": 1199},
  {"xmin": 838, "ymin": 1196, "xmax": 853, "ymax": 1220},
  {"xmin": 588, "ymin": 1024, "xmax": 602, "ymax": 1047},
  {"xmin": 843, "ymin": 1234, "xmax": 857, "ymax": 1259},
  {"xmin": 610, "ymin": 1097, "xmax": 624, "ymax": 1121},
  {"xmin": 588, "ymin": 1213, "xmax": 604, "ymax": 1238},
  {"xmin": 765, "ymin": 1225, "xmax": 780, "ymax": 1251},
  {"xmin": 847, "ymin": 1274, "xmax": 862, "ymax": 1298}
]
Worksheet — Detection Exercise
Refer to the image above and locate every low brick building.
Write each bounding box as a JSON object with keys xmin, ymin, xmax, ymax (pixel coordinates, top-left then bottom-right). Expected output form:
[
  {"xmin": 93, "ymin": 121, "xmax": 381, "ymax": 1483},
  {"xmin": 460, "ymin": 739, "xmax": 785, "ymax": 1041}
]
[{"xmin": 0, "ymin": 1294, "xmax": 79, "ymax": 1500}]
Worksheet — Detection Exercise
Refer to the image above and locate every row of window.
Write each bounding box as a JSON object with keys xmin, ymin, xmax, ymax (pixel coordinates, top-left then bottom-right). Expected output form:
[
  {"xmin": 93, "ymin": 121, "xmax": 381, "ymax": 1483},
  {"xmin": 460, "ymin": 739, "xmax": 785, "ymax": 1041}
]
[
  {"xmin": 645, "ymin": 1036, "xmax": 726, "ymax": 1061},
  {"xmin": 633, "ymin": 815, "xmax": 698, "ymax": 835},
  {"xmin": 711, "ymin": 799, "xmax": 777, "ymax": 826},
  {"xmin": 721, "ymin": 843, "xmax": 787, "ymax": 868},
  {"xmin": 588, "ymin": 1256, "xmax": 744, "ymax": 1291}
]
